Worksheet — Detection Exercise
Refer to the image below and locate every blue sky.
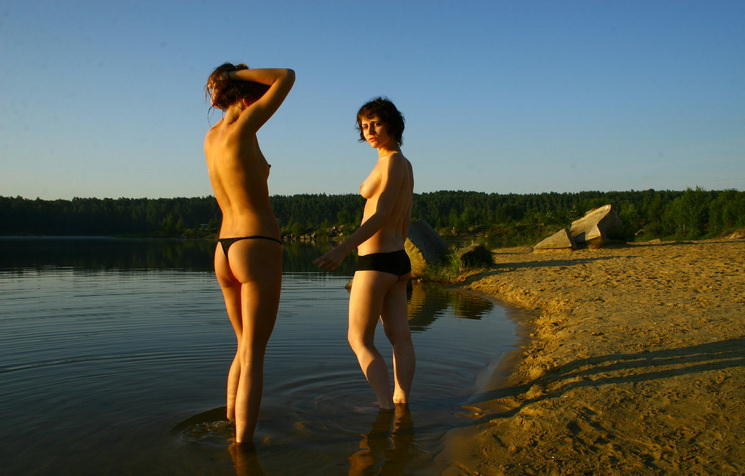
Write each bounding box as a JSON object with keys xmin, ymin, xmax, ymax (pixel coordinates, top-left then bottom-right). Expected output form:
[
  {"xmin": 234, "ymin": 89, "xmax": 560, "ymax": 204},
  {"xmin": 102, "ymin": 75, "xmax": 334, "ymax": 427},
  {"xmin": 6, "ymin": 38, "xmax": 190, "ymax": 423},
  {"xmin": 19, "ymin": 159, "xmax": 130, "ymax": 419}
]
[{"xmin": 1, "ymin": 0, "xmax": 743, "ymax": 199}]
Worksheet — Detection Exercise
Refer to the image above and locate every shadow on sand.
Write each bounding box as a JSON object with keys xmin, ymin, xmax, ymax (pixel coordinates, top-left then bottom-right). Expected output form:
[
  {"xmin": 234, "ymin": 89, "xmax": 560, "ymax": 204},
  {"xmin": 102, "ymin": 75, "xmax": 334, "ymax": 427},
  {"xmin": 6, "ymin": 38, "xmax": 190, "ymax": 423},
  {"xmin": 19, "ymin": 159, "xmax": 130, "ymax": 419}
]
[
  {"xmin": 458, "ymin": 255, "xmax": 633, "ymax": 287},
  {"xmin": 459, "ymin": 338, "xmax": 745, "ymax": 425}
]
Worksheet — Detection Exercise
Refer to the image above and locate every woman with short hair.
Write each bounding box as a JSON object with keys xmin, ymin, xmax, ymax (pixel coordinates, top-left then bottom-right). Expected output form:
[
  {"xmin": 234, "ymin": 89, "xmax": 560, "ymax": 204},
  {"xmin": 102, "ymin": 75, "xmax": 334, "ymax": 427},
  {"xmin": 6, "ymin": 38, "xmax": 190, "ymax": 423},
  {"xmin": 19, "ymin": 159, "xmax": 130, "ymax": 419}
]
[{"xmin": 315, "ymin": 97, "xmax": 415, "ymax": 410}]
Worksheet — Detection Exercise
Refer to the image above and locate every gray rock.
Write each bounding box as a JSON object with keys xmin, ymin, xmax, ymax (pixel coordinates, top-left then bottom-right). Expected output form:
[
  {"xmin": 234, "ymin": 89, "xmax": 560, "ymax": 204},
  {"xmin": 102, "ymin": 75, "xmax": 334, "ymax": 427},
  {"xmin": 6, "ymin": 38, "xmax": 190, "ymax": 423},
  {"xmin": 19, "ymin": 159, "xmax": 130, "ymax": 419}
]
[
  {"xmin": 534, "ymin": 229, "xmax": 575, "ymax": 251},
  {"xmin": 405, "ymin": 220, "xmax": 449, "ymax": 276},
  {"xmin": 569, "ymin": 204, "xmax": 623, "ymax": 247}
]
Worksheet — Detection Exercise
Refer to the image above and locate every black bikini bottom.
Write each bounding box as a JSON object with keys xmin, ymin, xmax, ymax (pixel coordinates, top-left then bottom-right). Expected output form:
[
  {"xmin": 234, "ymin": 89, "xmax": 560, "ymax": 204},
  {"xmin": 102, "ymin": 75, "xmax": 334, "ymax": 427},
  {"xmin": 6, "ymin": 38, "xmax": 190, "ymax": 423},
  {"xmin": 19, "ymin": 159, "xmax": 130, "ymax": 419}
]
[
  {"xmin": 218, "ymin": 235, "xmax": 282, "ymax": 256},
  {"xmin": 356, "ymin": 249, "xmax": 411, "ymax": 277}
]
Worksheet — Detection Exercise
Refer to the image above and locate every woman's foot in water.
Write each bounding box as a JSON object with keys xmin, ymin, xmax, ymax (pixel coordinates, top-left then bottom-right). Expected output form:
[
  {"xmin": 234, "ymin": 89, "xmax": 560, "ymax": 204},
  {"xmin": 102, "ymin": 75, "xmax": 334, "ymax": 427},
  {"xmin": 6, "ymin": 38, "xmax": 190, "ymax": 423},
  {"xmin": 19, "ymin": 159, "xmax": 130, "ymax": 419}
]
[
  {"xmin": 392, "ymin": 392, "xmax": 408, "ymax": 406},
  {"xmin": 230, "ymin": 439, "xmax": 255, "ymax": 451}
]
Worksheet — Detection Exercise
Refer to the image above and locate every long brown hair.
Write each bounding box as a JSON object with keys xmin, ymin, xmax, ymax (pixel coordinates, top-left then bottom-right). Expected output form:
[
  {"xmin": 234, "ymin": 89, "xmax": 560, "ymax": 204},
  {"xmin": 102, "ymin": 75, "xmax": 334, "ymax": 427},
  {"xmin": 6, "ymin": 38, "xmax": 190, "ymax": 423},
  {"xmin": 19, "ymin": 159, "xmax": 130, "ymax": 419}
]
[{"xmin": 205, "ymin": 63, "xmax": 270, "ymax": 110}]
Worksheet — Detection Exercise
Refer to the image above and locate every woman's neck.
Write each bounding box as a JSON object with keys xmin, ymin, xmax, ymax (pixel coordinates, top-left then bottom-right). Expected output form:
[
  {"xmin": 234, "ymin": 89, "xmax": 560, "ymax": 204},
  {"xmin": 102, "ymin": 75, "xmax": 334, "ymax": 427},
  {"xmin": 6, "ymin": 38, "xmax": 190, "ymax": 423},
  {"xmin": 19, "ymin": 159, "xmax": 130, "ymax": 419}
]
[
  {"xmin": 224, "ymin": 102, "xmax": 246, "ymax": 124},
  {"xmin": 376, "ymin": 144, "xmax": 401, "ymax": 159}
]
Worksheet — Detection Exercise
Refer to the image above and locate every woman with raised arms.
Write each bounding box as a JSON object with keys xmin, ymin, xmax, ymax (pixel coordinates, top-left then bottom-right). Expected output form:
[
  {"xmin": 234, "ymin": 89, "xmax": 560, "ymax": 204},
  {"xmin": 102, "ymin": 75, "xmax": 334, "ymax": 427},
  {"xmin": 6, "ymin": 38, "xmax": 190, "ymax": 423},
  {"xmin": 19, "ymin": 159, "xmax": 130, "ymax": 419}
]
[
  {"xmin": 204, "ymin": 63, "xmax": 294, "ymax": 446},
  {"xmin": 314, "ymin": 97, "xmax": 415, "ymax": 410}
]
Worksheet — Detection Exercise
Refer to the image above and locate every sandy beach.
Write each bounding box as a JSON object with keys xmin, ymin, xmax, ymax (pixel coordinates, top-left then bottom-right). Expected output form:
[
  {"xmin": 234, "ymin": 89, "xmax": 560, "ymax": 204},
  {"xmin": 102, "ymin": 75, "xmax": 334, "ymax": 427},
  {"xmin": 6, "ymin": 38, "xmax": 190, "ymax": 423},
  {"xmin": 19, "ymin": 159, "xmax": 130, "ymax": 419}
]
[{"xmin": 442, "ymin": 239, "xmax": 745, "ymax": 475}]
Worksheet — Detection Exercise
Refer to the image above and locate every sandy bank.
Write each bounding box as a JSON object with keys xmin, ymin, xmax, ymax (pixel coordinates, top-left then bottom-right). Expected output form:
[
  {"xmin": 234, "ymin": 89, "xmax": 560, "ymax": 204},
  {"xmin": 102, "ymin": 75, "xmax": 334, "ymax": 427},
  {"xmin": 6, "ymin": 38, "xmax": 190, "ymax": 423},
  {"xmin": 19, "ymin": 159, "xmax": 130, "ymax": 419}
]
[{"xmin": 443, "ymin": 239, "xmax": 745, "ymax": 475}]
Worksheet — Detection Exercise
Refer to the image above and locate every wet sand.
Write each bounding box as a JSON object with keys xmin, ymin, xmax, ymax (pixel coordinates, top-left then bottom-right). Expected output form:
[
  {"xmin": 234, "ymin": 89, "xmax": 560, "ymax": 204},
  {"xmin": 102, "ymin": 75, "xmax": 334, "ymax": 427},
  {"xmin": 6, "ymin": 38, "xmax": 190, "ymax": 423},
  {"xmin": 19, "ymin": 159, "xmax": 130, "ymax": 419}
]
[{"xmin": 442, "ymin": 239, "xmax": 745, "ymax": 475}]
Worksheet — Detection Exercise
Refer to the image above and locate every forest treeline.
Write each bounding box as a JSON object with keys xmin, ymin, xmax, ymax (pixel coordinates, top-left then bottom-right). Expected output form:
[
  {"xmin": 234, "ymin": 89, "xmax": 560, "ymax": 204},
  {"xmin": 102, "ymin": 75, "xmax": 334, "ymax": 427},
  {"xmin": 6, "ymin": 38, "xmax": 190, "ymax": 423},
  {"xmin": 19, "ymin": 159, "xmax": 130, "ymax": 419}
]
[{"xmin": 1, "ymin": 189, "xmax": 743, "ymax": 246}]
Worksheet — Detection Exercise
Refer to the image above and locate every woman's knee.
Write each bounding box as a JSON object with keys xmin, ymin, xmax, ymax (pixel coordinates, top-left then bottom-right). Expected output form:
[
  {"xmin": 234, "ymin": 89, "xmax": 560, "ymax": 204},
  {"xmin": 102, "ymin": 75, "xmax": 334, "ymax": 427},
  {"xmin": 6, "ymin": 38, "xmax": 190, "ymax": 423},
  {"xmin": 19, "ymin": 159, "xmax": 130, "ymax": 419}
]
[
  {"xmin": 347, "ymin": 331, "xmax": 372, "ymax": 354},
  {"xmin": 237, "ymin": 342, "xmax": 267, "ymax": 367},
  {"xmin": 347, "ymin": 332, "xmax": 362, "ymax": 352},
  {"xmin": 383, "ymin": 323, "xmax": 411, "ymax": 344},
  {"xmin": 393, "ymin": 338, "xmax": 414, "ymax": 356}
]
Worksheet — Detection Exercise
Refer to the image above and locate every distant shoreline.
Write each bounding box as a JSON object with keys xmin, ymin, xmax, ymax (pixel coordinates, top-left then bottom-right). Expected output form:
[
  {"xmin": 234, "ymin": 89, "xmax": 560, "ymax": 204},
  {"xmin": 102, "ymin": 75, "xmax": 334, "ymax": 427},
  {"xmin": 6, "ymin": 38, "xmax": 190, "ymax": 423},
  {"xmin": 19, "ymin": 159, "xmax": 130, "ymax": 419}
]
[{"xmin": 4, "ymin": 190, "xmax": 744, "ymax": 247}]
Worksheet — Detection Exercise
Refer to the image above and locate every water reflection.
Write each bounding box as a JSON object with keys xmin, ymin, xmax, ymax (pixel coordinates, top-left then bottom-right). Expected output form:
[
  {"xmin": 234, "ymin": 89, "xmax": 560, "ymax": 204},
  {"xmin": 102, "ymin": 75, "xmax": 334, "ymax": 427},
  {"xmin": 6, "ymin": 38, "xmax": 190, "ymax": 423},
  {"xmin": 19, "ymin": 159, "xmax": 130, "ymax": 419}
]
[
  {"xmin": 167, "ymin": 280, "xmax": 499, "ymax": 475},
  {"xmin": 0, "ymin": 236, "xmax": 215, "ymax": 270},
  {"xmin": 0, "ymin": 237, "xmax": 356, "ymax": 274},
  {"xmin": 226, "ymin": 408, "xmax": 419, "ymax": 476},
  {"xmin": 229, "ymin": 444, "xmax": 266, "ymax": 476},
  {"xmin": 450, "ymin": 292, "xmax": 494, "ymax": 320},
  {"xmin": 1, "ymin": 238, "xmax": 514, "ymax": 475},
  {"xmin": 0, "ymin": 236, "xmax": 494, "ymax": 324},
  {"xmin": 407, "ymin": 282, "xmax": 494, "ymax": 330},
  {"xmin": 407, "ymin": 283, "xmax": 448, "ymax": 331},
  {"xmin": 285, "ymin": 241, "xmax": 357, "ymax": 274},
  {"xmin": 348, "ymin": 406, "xmax": 423, "ymax": 476}
]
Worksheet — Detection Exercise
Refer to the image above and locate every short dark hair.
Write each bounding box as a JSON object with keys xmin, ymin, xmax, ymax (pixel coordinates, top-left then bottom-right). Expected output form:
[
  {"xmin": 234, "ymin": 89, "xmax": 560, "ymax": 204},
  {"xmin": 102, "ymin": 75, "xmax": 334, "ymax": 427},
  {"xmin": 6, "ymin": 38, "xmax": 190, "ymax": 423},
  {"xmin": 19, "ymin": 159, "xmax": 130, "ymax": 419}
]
[
  {"xmin": 205, "ymin": 62, "xmax": 270, "ymax": 110},
  {"xmin": 356, "ymin": 97, "xmax": 405, "ymax": 146}
]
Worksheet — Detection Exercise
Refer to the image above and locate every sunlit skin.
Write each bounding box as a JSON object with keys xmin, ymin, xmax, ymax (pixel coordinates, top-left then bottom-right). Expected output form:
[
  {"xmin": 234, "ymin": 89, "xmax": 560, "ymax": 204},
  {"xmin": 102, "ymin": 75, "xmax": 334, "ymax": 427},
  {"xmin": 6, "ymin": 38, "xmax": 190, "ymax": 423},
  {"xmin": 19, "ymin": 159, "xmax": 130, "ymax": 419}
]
[
  {"xmin": 204, "ymin": 66, "xmax": 294, "ymax": 445},
  {"xmin": 314, "ymin": 113, "xmax": 415, "ymax": 410}
]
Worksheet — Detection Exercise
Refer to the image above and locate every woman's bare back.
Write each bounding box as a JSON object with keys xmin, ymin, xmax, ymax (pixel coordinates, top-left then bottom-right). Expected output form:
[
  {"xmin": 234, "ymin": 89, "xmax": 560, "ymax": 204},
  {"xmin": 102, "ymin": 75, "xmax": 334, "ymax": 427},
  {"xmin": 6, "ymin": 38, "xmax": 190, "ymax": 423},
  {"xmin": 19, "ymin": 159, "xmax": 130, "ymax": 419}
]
[
  {"xmin": 204, "ymin": 116, "xmax": 279, "ymax": 238},
  {"xmin": 204, "ymin": 67, "xmax": 294, "ymax": 240}
]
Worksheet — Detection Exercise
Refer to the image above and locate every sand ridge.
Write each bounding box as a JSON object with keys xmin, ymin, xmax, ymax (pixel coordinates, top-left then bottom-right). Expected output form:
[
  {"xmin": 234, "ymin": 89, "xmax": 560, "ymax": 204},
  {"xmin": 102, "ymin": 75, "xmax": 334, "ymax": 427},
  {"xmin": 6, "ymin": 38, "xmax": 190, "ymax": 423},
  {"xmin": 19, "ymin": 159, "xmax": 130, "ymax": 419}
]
[{"xmin": 442, "ymin": 239, "xmax": 745, "ymax": 475}]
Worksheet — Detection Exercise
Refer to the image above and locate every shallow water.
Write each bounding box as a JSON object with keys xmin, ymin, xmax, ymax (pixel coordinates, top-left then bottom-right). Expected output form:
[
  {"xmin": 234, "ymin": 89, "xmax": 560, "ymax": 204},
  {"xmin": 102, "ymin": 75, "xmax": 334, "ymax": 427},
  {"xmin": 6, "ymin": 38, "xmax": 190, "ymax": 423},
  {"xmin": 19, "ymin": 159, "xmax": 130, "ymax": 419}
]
[{"xmin": 0, "ymin": 238, "xmax": 518, "ymax": 475}]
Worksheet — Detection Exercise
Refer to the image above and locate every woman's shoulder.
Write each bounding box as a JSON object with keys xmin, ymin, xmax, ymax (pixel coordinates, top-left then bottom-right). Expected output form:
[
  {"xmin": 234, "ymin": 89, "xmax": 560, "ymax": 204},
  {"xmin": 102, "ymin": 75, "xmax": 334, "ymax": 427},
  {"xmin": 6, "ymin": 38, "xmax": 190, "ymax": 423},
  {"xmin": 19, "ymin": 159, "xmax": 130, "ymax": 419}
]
[
  {"xmin": 380, "ymin": 151, "xmax": 407, "ymax": 164},
  {"xmin": 204, "ymin": 118, "xmax": 223, "ymax": 138},
  {"xmin": 205, "ymin": 117, "xmax": 252, "ymax": 145},
  {"xmin": 380, "ymin": 152, "xmax": 411, "ymax": 172}
]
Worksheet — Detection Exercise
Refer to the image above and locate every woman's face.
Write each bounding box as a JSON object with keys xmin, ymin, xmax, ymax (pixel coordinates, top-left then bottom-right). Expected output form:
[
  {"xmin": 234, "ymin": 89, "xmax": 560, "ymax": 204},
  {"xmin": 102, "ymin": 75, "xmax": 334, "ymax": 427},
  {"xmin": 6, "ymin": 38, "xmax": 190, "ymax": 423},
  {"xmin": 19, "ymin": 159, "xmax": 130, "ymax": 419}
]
[{"xmin": 359, "ymin": 115, "xmax": 394, "ymax": 149}]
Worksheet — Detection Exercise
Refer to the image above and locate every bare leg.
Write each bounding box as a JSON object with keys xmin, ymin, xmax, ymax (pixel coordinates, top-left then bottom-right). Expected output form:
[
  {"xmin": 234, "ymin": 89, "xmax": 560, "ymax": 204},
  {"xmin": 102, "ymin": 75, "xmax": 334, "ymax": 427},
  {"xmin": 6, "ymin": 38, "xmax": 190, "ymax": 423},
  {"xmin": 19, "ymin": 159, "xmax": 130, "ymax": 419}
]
[
  {"xmin": 381, "ymin": 278, "xmax": 415, "ymax": 404},
  {"xmin": 214, "ymin": 245, "xmax": 243, "ymax": 422},
  {"xmin": 348, "ymin": 270, "xmax": 398, "ymax": 410},
  {"xmin": 219, "ymin": 239, "xmax": 282, "ymax": 444}
]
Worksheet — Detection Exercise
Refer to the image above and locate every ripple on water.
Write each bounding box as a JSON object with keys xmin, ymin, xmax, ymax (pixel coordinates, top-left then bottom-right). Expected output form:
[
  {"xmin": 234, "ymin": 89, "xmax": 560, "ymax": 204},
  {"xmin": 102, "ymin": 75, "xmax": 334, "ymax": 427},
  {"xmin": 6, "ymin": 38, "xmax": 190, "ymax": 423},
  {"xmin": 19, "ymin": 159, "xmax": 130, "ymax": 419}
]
[
  {"xmin": 172, "ymin": 407, "xmax": 235, "ymax": 446},
  {"xmin": 0, "ymin": 264, "xmax": 518, "ymax": 476}
]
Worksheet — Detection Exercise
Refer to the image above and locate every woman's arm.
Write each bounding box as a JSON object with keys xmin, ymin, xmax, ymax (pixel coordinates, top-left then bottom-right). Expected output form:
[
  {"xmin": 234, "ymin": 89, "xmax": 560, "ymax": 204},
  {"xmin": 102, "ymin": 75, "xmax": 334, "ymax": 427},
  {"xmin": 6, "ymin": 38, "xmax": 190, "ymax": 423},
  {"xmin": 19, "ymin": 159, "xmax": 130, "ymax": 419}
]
[
  {"xmin": 230, "ymin": 68, "xmax": 295, "ymax": 131},
  {"xmin": 314, "ymin": 155, "xmax": 405, "ymax": 271}
]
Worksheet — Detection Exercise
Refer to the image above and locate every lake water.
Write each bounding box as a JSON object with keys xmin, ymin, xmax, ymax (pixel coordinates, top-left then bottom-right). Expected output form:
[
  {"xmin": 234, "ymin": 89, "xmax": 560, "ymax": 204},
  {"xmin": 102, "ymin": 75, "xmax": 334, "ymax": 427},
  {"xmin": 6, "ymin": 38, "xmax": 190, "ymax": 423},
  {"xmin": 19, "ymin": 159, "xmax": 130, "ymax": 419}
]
[{"xmin": 0, "ymin": 238, "xmax": 520, "ymax": 475}]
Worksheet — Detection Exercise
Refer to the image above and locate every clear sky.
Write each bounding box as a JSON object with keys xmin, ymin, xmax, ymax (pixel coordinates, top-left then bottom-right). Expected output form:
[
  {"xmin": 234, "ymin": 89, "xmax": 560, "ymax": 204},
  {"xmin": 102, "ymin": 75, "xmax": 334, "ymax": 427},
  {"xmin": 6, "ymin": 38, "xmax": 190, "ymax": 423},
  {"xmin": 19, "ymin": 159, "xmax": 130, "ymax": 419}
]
[{"xmin": 1, "ymin": 0, "xmax": 744, "ymax": 199}]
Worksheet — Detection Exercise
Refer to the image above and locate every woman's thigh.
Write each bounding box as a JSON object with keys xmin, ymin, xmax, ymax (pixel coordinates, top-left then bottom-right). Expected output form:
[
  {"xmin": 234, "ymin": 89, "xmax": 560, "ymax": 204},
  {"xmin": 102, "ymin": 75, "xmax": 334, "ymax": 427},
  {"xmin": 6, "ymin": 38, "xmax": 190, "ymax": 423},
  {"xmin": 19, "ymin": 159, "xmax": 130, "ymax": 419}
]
[
  {"xmin": 380, "ymin": 279, "xmax": 410, "ymax": 341},
  {"xmin": 222, "ymin": 240, "xmax": 283, "ymax": 350},
  {"xmin": 214, "ymin": 243, "xmax": 238, "ymax": 286},
  {"xmin": 214, "ymin": 243, "xmax": 243, "ymax": 335},
  {"xmin": 349, "ymin": 271, "xmax": 398, "ymax": 337}
]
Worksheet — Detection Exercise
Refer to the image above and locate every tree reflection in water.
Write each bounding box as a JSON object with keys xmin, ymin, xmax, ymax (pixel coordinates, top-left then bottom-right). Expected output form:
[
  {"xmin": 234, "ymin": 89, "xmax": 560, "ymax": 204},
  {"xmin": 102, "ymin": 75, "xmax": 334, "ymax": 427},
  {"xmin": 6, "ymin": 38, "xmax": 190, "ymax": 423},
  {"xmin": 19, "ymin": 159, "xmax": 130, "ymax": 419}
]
[
  {"xmin": 0, "ymin": 237, "xmax": 358, "ymax": 274},
  {"xmin": 407, "ymin": 281, "xmax": 494, "ymax": 331},
  {"xmin": 0, "ymin": 237, "xmax": 216, "ymax": 271},
  {"xmin": 5, "ymin": 238, "xmax": 507, "ymax": 475},
  {"xmin": 449, "ymin": 291, "xmax": 494, "ymax": 320}
]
